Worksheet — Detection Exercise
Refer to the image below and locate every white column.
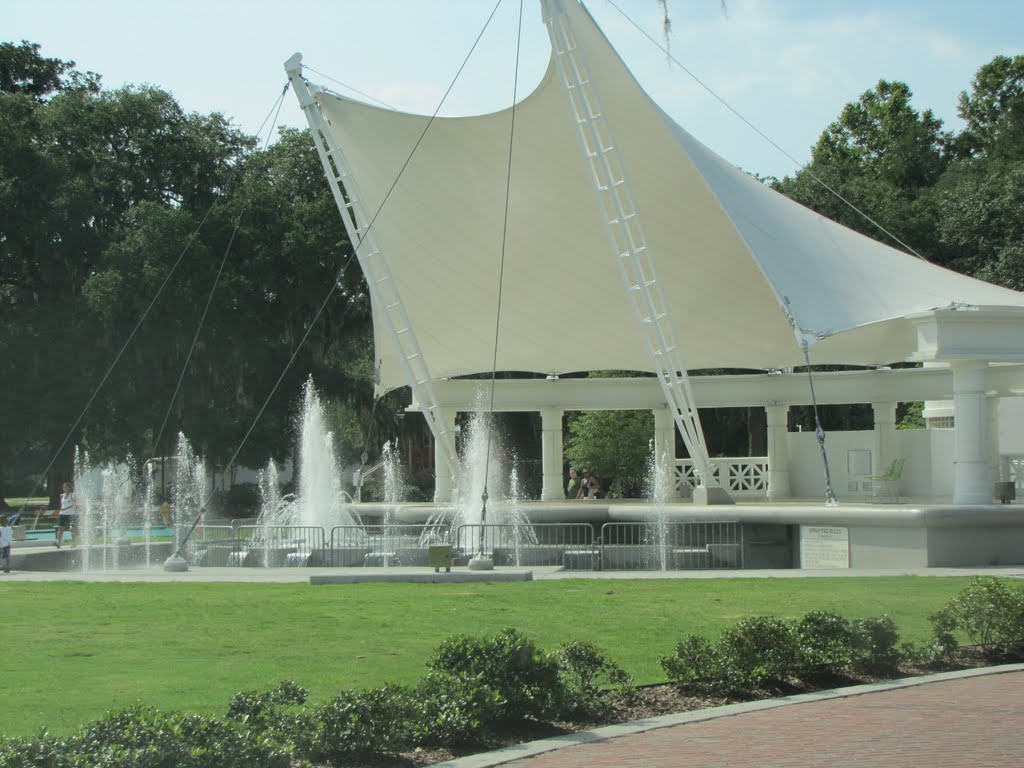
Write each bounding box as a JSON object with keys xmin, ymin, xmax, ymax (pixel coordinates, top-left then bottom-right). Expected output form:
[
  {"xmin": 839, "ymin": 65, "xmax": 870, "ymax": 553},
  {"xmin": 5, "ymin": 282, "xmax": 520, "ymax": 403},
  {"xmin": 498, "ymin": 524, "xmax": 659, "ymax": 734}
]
[
  {"xmin": 433, "ymin": 408, "xmax": 458, "ymax": 504},
  {"xmin": 871, "ymin": 401, "xmax": 898, "ymax": 475},
  {"xmin": 653, "ymin": 406, "xmax": 680, "ymax": 500},
  {"xmin": 952, "ymin": 361, "xmax": 991, "ymax": 505},
  {"xmin": 540, "ymin": 407, "xmax": 565, "ymax": 501},
  {"xmin": 988, "ymin": 396, "xmax": 1001, "ymax": 486},
  {"xmin": 766, "ymin": 405, "xmax": 791, "ymax": 500}
]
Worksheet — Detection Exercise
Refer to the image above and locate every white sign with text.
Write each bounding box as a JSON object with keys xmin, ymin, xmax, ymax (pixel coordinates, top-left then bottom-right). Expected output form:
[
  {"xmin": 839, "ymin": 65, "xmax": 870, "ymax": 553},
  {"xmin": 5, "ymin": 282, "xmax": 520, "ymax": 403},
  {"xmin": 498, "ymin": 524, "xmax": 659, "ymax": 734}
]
[{"xmin": 800, "ymin": 526, "xmax": 850, "ymax": 569}]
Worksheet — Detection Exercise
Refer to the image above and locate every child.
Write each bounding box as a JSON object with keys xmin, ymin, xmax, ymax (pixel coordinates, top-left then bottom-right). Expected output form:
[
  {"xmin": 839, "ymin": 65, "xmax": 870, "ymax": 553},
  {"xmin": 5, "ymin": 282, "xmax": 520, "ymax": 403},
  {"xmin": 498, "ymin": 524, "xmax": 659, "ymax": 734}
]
[
  {"xmin": 0, "ymin": 514, "xmax": 12, "ymax": 573},
  {"xmin": 56, "ymin": 481, "xmax": 76, "ymax": 548}
]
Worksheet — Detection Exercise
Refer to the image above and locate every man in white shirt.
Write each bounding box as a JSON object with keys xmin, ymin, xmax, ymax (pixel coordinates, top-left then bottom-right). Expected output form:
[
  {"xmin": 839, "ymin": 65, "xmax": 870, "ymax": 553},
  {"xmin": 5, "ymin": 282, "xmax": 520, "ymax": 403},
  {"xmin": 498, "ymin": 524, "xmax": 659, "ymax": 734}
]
[{"xmin": 0, "ymin": 514, "xmax": 12, "ymax": 572}]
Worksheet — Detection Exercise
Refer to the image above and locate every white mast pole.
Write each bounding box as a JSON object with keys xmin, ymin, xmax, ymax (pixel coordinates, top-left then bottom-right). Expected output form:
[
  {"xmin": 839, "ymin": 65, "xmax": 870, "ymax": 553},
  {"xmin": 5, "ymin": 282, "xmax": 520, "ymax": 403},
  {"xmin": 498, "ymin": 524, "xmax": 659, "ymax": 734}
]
[
  {"xmin": 539, "ymin": 1, "xmax": 729, "ymax": 502},
  {"xmin": 284, "ymin": 54, "xmax": 460, "ymax": 497}
]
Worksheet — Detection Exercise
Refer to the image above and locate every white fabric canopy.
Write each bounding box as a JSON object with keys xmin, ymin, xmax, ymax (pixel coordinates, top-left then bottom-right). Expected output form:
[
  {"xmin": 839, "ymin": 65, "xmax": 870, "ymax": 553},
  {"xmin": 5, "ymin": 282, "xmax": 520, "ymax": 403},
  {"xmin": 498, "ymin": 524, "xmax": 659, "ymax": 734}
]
[{"xmin": 310, "ymin": 0, "xmax": 1024, "ymax": 393}]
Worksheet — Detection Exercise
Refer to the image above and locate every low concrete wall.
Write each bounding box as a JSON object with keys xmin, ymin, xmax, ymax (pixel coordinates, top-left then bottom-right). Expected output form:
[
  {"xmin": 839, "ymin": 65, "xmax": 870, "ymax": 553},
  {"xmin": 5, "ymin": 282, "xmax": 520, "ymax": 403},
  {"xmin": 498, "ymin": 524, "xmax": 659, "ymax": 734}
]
[
  {"xmin": 927, "ymin": 525, "xmax": 1024, "ymax": 567},
  {"xmin": 849, "ymin": 526, "xmax": 928, "ymax": 569},
  {"xmin": 11, "ymin": 542, "xmax": 173, "ymax": 572}
]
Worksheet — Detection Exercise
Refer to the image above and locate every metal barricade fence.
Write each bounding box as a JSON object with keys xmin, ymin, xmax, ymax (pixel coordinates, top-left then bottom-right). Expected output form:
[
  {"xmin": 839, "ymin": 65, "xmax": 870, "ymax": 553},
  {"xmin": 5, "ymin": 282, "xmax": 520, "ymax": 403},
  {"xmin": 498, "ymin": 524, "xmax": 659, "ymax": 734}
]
[
  {"xmin": 178, "ymin": 524, "xmax": 237, "ymax": 566},
  {"xmin": 232, "ymin": 525, "xmax": 327, "ymax": 567},
  {"xmin": 600, "ymin": 521, "xmax": 743, "ymax": 571},
  {"xmin": 455, "ymin": 523, "xmax": 596, "ymax": 569},
  {"xmin": 330, "ymin": 524, "xmax": 451, "ymax": 567}
]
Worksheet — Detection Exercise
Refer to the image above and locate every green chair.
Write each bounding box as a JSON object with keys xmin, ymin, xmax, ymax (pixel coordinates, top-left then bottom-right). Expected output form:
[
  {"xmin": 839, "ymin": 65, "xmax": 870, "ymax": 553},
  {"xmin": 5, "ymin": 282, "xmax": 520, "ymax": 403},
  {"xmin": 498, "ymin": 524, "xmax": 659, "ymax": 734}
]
[{"xmin": 866, "ymin": 458, "xmax": 905, "ymax": 502}]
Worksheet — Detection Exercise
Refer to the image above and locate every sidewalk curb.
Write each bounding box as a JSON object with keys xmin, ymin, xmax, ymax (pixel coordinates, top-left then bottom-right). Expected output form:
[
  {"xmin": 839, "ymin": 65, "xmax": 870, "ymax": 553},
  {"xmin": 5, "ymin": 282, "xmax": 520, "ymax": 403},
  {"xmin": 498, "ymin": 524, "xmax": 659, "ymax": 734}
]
[{"xmin": 431, "ymin": 663, "xmax": 1024, "ymax": 768}]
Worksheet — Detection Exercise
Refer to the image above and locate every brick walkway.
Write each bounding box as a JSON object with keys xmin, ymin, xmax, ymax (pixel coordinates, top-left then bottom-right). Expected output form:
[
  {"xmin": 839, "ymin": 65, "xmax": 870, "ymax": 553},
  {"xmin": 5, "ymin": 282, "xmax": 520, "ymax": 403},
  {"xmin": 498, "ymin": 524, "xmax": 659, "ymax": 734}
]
[{"xmin": 493, "ymin": 671, "xmax": 1024, "ymax": 768}]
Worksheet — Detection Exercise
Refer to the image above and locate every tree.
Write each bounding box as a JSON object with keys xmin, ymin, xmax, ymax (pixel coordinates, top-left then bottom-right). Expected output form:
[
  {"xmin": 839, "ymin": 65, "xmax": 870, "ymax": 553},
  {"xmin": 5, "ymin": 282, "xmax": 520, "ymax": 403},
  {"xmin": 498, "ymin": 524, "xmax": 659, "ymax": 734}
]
[
  {"xmin": 77, "ymin": 125, "xmax": 366, "ymax": 470},
  {"xmin": 0, "ymin": 46, "xmax": 340, "ymax": 503},
  {"xmin": 774, "ymin": 80, "xmax": 949, "ymax": 263},
  {"xmin": 0, "ymin": 40, "xmax": 98, "ymax": 100},
  {"xmin": 953, "ymin": 54, "xmax": 1024, "ymax": 162},
  {"xmin": 932, "ymin": 56, "xmax": 1024, "ymax": 289},
  {"xmin": 565, "ymin": 409, "xmax": 653, "ymax": 497}
]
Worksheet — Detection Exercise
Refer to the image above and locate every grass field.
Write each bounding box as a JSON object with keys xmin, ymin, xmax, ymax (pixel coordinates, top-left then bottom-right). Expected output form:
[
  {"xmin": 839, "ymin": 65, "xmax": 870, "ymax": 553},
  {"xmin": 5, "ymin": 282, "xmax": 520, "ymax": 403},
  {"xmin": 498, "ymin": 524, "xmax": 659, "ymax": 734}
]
[{"xmin": 0, "ymin": 576, "xmax": 983, "ymax": 738}]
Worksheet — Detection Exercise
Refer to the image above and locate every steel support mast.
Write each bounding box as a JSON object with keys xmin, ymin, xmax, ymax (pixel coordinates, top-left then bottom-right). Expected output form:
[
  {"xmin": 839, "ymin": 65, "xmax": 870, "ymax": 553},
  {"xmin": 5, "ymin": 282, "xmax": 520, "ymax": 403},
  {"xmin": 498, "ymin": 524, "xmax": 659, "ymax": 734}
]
[
  {"xmin": 284, "ymin": 54, "xmax": 459, "ymax": 490},
  {"xmin": 540, "ymin": 1, "xmax": 728, "ymax": 501}
]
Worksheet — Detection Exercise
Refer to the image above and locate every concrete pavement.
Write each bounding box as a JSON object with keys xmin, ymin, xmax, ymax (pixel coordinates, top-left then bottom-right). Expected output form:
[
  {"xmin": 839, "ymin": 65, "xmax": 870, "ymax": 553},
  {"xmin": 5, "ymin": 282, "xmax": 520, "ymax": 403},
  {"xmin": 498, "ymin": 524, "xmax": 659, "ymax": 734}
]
[
  {"xmin": 436, "ymin": 666, "xmax": 1024, "ymax": 768},
  {"xmin": 2, "ymin": 557, "xmax": 1023, "ymax": 583}
]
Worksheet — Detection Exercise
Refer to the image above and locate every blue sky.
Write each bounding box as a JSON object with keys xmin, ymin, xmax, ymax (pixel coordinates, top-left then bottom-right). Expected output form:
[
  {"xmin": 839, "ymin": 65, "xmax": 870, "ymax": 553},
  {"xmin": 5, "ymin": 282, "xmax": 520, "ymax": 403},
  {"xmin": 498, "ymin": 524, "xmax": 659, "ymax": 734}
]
[{"xmin": 4, "ymin": 0, "xmax": 1022, "ymax": 179}]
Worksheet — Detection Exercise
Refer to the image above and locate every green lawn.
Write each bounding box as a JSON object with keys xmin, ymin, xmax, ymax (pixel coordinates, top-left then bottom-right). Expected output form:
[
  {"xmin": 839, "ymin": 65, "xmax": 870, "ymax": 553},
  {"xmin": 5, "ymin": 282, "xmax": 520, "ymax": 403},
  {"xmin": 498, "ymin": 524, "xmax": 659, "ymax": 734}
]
[{"xmin": 0, "ymin": 576, "xmax": 982, "ymax": 738}]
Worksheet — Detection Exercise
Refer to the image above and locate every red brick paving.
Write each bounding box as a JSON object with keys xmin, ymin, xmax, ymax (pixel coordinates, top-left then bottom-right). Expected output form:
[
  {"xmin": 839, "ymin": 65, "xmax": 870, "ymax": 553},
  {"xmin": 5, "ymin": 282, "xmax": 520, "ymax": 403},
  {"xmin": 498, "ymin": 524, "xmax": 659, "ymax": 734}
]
[{"xmin": 501, "ymin": 671, "xmax": 1024, "ymax": 768}]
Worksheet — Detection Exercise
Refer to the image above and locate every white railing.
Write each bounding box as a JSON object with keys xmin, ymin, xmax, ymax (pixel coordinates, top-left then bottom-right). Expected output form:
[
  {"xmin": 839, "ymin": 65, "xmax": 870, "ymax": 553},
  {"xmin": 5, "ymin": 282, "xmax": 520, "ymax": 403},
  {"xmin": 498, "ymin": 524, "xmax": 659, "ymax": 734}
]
[{"xmin": 676, "ymin": 457, "xmax": 769, "ymax": 498}]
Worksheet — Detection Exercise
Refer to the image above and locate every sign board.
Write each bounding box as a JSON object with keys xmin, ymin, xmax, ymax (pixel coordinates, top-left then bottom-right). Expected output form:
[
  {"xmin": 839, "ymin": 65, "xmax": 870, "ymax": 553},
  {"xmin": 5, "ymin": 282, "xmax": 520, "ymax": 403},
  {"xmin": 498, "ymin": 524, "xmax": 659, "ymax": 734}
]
[{"xmin": 800, "ymin": 526, "xmax": 850, "ymax": 569}]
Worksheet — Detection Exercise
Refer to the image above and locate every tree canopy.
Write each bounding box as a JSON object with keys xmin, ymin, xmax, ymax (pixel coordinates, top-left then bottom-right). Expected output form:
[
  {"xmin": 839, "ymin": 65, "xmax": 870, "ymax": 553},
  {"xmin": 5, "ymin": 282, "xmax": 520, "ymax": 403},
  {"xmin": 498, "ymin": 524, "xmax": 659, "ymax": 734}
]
[
  {"xmin": 0, "ymin": 43, "xmax": 378, "ymax": 504},
  {"xmin": 774, "ymin": 55, "xmax": 1024, "ymax": 284}
]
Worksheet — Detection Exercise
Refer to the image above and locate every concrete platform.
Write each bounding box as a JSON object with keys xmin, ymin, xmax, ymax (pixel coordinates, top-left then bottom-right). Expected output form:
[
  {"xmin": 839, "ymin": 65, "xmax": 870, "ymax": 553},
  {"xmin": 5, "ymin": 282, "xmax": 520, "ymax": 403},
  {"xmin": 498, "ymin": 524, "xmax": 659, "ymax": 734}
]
[
  {"xmin": 384, "ymin": 497, "xmax": 1024, "ymax": 569},
  {"xmin": 309, "ymin": 568, "xmax": 534, "ymax": 585}
]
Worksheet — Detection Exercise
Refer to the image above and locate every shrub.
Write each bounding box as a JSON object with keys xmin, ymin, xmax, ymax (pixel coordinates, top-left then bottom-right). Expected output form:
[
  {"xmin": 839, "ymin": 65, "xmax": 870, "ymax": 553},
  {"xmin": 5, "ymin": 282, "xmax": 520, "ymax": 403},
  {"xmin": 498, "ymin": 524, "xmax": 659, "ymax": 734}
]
[
  {"xmin": 555, "ymin": 640, "xmax": 634, "ymax": 717},
  {"xmin": 719, "ymin": 616, "xmax": 799, "ymax": 690},
  {"xmin": 429, "ymin": 628, "xmax": 565, "ymax": 720},
  {"xmin": 795, "ymin": 611, "xmax": 855, "ymax": 680},
  {"xmin": 0, "ymin": 733, "xmax": 71, "ymax": 768},
  {"xmin": 225, "ymin": 680, "xmax": 307, "ymax": 734},
  {"xmin": 409, "ymin": 670, "xmax": 502, "ymax": 746},
  {"xmin": 69, "ymin": 706, "xmax": 289, "ymax": 768},
  {"xmin": 926, "ymin": 605, "xmax": 961, "ymax": 663},
  {"xmin": 850, "ymin": 615, "xmax": 902, "ymax": 674},
  {"xmin": 660, "ymin": 635, "xmax": 732, "ymax": 694},
  {"xmin": 929, "ymin": 577, "xmax": 1024, "ymax": 660},
  {"xmin": 294, "ymin": 684, "xmax": 414, "ymax": 763}
]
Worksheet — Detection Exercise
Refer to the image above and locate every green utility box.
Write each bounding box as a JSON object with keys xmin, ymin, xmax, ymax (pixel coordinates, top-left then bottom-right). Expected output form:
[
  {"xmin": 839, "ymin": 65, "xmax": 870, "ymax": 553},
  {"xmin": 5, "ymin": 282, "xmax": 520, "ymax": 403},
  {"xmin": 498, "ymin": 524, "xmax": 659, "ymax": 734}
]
[{"xmin": 429, "ymin": 544, "xmax": 453, "ymax": 573}]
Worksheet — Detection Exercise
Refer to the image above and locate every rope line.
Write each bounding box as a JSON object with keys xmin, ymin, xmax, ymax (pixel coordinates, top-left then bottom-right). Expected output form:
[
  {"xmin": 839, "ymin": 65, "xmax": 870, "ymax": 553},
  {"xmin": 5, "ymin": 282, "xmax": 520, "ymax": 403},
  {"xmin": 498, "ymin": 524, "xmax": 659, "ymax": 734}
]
[
  {"xmin": 304, "ymin": 66, "xmax": 398, "ymax": 111},
  {"xmin": 479, "ymin": 0, "xmax": 525, "ymax": 553},
  {"xmin": 603, "ymin": 0, "xmax": 926, "ymax": 261},
  {"xmin": 172, "ymin": 2, "xmax": 508, "ymax": 557},
  {"xmin": 150, "ymin": 87, "xmax": 289, "ymax": 466},
  {"xmin": 15, "ymin": 86, "xmax": 289, "ymax": 520},
  {"xmin": 801, "ymin": 342, "xmax": 839, "ymax": 507}
]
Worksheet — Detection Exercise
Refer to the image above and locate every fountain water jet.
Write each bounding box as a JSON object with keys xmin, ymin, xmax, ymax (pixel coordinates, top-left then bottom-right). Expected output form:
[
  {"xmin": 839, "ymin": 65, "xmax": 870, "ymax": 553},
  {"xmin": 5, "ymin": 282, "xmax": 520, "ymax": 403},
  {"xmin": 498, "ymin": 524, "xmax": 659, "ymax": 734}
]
[
  {"xmin": 643, "ymin": 441, "xmax": 675, "ymax": 570},
  {"xmin": 73, "ymin": 449, "xmax": 152, "ymax": 571},
  {"xmin": 427, "ymin": 401, "xmax": 535, "ymax": 565},
  {"xmin": 294, "ymin": 378, "xmax": 359, "ymax": 531}
]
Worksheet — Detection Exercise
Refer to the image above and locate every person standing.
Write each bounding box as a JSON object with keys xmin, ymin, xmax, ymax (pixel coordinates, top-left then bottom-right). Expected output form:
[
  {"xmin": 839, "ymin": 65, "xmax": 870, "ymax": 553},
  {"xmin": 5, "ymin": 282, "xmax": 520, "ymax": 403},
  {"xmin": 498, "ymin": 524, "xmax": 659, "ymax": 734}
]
[
  {"xmin": 576, "ymin": 468, "xmax": 602, "ymax": 500},
  {"xmin": 55, "ymin": 482, "xmax": 76, "ymax": 548},
  {"xmin": 0, "ymin": 514, "xmax": 12, "ymax": 572},
  {"xmin": 566, "ymin": 467, "xmax": 580, "ymax": 500}
]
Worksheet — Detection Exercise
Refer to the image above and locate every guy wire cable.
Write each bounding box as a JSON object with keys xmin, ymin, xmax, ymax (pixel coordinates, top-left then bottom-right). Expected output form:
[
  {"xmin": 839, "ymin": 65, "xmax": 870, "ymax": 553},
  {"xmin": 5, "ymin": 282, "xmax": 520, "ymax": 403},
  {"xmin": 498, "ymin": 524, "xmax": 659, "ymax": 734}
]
[
  {"xmin": 15, "ymin": 86, "xmax": 289, "ymax": 520},
  {"xmin": 172, "ymin": 0, "xmax": 510, "ymax": 555},
  {"xmin": 604, "ymin": 0, "xmax": 927, "ymax": 261},
  {"xmin": 147, "ymin": 88, "xmax": 288, "ymax": 467},
  {"xmin": 479, "ymin": 0, "xmax": 525, "ymax": 549}
]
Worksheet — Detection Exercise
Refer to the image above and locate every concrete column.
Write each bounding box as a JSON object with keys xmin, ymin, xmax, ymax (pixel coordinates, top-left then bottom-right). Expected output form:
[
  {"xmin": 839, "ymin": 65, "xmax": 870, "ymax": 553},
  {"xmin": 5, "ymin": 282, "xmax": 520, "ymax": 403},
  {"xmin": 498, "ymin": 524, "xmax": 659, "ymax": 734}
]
[
  {"xmin": 433, "ymin": 408, "xmax": 458, "ymax": 504},
  {"xmin": 540, "ymin": 407, "xmax": 565, "ymax": 501},
  {"xmin": 765, "ymin": 405, "xmax": 791, "ymax": 500},
  {"xmin": 653, "ymin": 406, "xmax": 680, "ymax": 500},
  {"xmin": 952, "ymin": 361, "xmax": 991, "ymax": 505},
  {"xmin": 871, "ymin": 401, "xmax": 898, "ymax": 475}
]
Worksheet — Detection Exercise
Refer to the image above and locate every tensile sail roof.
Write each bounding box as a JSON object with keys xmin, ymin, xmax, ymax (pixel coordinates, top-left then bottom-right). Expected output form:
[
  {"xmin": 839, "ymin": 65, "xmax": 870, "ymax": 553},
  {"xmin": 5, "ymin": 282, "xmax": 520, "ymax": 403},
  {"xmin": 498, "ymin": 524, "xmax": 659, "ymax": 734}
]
[{"xmin": 306, "ymin": 0, "xmax": 1024, "ymax": 393}]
